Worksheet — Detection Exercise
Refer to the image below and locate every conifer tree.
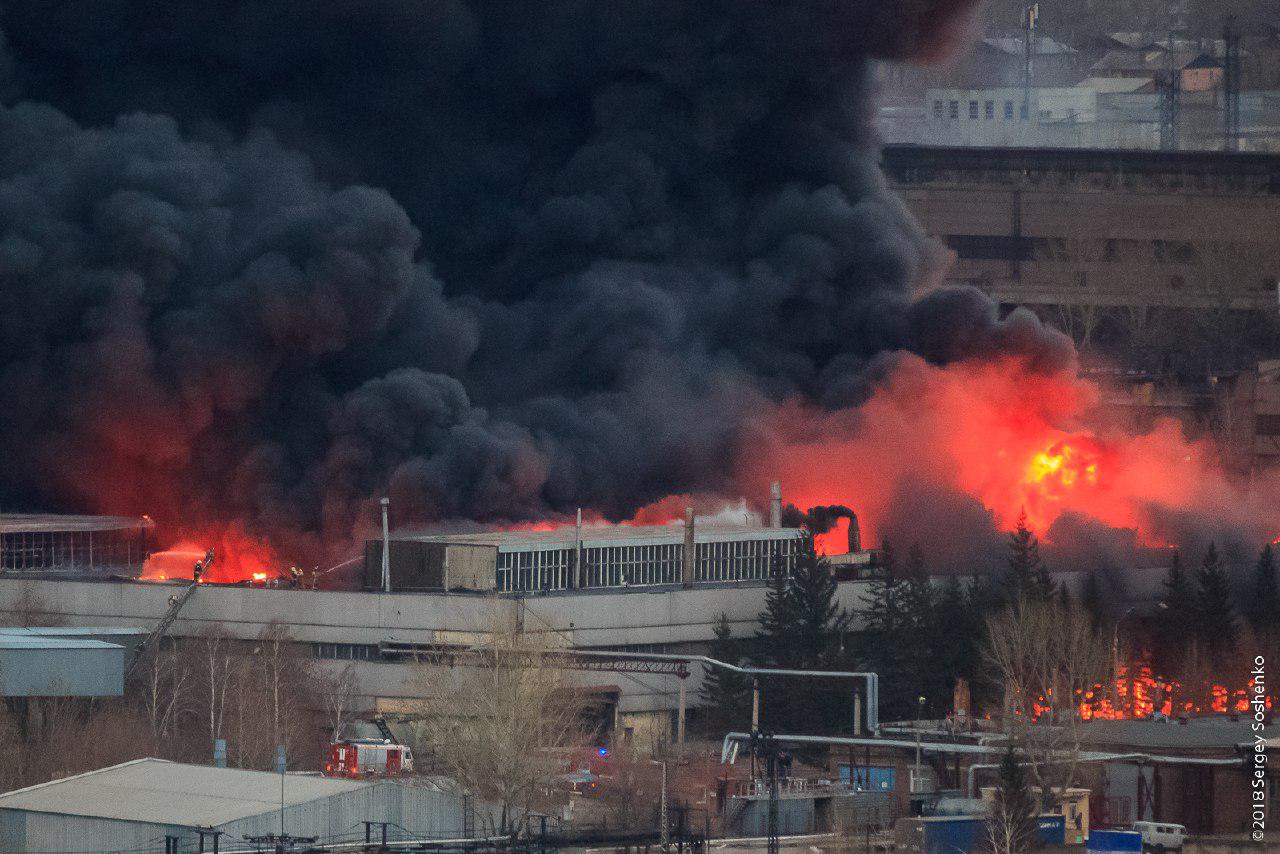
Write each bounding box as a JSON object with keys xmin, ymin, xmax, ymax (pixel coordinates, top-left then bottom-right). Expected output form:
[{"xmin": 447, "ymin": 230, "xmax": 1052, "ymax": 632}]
[
  {"xmin": 987, "ymin": 747, "xmax": 1039, "ymax": 854},
  {"xmin": 1196, "ymin": 542, "xmax": 1238, "ymax": 666},
  {"xmin": 1006, "ymin": 510, "xmax": 1054, "ymax": 603},
  {"xmin": 755, "ymin": 534, "xmax": 848, "ymax": 731},
  {"xmin": 860, "ymin": 541, "xmax": 914, "ymax": 718},
  {"xmin": 700, "ymin": 613, "xmax": 751, "ymax": 733},
  {"xmin": 788, "ymin": 536, "xmax": 849, "ymax": 667},
  {"xmin": 1248, "ymin": 544, "xmax": 1280, "ymax": 638},
  {"xmin": 1153, "ymin": 551, "xmax": 1195, "ymax": 678},
  {"xmin": 757, "ymin": 546, "xmax": 799, "ymax": 666},
  {"xmin": 1080, "ymin": 571, "xmax": 1108, "ymax": 632}
]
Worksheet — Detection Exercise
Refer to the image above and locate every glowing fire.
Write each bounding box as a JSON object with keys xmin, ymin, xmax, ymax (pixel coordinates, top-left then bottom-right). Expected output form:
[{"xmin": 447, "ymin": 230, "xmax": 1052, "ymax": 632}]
[
  {"xmin": 142, "ymin": 524, "xmax": 281, "ymax": 584},
  {"xmin": 743, "ymin": 355, "xmax": 1279, "ymax": 550},
  {"xmin": 1071, "ymin": 664, "xmax": 1274, "ymax": 721}
]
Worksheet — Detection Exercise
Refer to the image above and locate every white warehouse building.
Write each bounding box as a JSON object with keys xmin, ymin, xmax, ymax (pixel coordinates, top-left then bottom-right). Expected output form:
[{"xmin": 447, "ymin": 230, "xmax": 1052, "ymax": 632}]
[{"xmin": 0, "ymin": 758, "xmax": 474, "ymax": 853}]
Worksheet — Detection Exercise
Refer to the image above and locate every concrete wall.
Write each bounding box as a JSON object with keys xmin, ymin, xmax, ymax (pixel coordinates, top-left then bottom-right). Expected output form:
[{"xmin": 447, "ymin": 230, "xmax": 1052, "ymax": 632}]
[{"xmin": 0, "ymin": 577, "xmax": 876, "ymax": 714}]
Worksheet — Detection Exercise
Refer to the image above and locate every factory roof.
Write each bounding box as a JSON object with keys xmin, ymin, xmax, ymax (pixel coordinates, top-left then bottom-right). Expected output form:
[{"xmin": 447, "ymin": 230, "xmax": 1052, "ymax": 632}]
[
  {"xmin": 395, "ymin": 522, "xmax": 803, "ymax": 552},
  {"xmin": 1080, "ymin": 718, "xmax": 1280, "ymax": 752},
  {"xmin": 0, "ymin": 759, "xmax": 369, "ymax": 827},
  {"xmin": 0, "ymin": 514, "xmax": 154, "ymax": 535},
  {"xmin": 981, "ymin": 36, "xmax": 1076, "ymax": 56}
]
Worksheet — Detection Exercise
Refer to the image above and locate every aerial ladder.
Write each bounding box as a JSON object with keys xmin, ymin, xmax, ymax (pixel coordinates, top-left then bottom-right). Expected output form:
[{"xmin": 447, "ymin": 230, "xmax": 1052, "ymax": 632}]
[{"xmin": 125, "ymin": 548, "xmax": 214, "ymax": 679}]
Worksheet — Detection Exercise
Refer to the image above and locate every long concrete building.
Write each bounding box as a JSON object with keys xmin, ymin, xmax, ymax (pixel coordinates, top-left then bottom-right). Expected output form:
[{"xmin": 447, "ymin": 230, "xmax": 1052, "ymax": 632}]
[{"xmin": 0, "ymin": 519, "xmax": 876, "ymax": 746}]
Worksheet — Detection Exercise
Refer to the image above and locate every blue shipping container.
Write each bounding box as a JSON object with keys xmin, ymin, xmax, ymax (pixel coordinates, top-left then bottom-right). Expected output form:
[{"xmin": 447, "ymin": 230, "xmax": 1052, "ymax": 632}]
[
  {"xmin": 1037, "ymin": 815, "xmax": 1066, "ymax": 845},
  {"xmin": 1087, "ymin": 830, "xmax": 1143, "ymax": 852},
  {"xmin": 922, "ymin": 817, "xmax": 986, "ymax": 854}
]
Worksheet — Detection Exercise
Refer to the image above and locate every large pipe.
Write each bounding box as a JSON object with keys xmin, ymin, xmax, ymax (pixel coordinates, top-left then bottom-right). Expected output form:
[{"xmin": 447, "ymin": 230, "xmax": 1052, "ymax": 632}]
[
  {"xmin": 769, "ymin": 481, "xmax": 782, "ymax": 528},
  {"xmin": 682, "ymin": 506, "xmax": 695, "ymax": 589},
  {"xmin": 379, "ymin": 497, "xmax": 391, "ymax": 593}
]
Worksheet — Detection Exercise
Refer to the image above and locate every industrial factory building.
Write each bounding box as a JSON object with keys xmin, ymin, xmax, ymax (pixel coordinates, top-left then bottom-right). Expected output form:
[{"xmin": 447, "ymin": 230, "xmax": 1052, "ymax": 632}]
[
  {"xmin": 0, "ymin": 514, "xmax": 153, "ymax": 576},
  {"xmin": 0, "ymin": 758, "xmax": 476, "ymax": 853},
  {"xmin": 365, "ymin": 521, "xmax": 804, "ymax": 593},
  {"xmin": 882, "ymin": 145, "xmax": 1280, "ymax": 320}
]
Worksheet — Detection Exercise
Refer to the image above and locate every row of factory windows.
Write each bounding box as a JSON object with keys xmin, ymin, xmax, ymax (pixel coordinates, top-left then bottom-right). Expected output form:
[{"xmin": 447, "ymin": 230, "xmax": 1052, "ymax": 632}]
[
  {"xmin": 0, "ymin": 530, "xmax": 149, "ymax": 572},
  {"xmin": 933, "ymin": 98, "xmax": 1031, "ymax": 121},
  {"xmin": 312, "ymin": 643, "xmax": 379, "ymax": 661},
  {"xmin": 495, "ymin": 538, "xmax": 800, "ymax": 593}
]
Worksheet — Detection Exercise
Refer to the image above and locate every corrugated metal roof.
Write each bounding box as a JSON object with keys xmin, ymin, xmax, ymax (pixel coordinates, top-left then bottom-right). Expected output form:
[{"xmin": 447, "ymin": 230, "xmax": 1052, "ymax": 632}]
[
  {"xmin": 0, "ymin": 759, "xmax": 369, "ymax": 827},
  {"xmin": 397, "ymin": 522, "xmax": 802, "ymax": 553},
  {"xmin": 0, "ymin": 514, "xmax": 154, "ymax": 534},
  {"xmin": 1080, "ymin": 718, "xmax": 1280, "ymax": 751}
]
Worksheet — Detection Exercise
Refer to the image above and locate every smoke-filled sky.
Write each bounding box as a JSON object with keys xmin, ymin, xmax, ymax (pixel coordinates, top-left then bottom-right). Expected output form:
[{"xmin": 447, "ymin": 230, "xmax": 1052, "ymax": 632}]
[{"xmin": 0, "ymin": 0, "xmax": 1092, "ymax": 557}]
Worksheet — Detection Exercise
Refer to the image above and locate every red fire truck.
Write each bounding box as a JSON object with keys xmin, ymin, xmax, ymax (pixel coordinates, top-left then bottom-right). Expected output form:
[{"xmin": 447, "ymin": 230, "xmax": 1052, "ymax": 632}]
[
  {"xmin": 325, "ymin": 740, "xmax": 414, "ymax": 778},
  {"xmin": 324, "ymin": 718, "xmax": 414, "ymax": 778}
]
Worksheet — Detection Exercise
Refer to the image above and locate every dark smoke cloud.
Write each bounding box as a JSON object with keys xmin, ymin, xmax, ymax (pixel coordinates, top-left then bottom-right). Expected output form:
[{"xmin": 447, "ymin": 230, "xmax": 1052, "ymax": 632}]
[{"xmin": 0, "ymin": 0, "xmax": 1085, "ymax": 562}]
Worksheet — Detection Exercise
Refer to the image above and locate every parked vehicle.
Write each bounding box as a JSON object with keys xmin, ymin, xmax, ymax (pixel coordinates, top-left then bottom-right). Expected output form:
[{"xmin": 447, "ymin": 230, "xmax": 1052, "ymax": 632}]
[
  {"xmin": 1131, "ymin": 821, "xmax": 1186, "ymax": 853},
  {"xmin": 324, "ymin": 740, "xmax": 414, "ymax": 778}
]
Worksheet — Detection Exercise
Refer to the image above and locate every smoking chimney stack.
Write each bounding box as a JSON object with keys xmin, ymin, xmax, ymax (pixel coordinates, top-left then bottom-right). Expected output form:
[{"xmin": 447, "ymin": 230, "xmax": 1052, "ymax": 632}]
[
  {"xmin": 769, "ymin": 481, "xmax": 782, "ymax": 528},
  {"xmin": 847, "ymin": 511, "xmax": 861, "ymax": 553}
]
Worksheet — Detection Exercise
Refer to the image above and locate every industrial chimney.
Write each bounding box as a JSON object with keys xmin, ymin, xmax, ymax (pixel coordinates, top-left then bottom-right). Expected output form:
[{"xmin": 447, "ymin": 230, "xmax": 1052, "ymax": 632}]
[
  {"xmin": 847, "ymin": 511, "xmax": 861, "ymax": 553},
  {"xmin": 682, "ymin": 506, "xmax": 696, "ymax": 589},
  {"xmin": 769, "ymin": 481, "xmax": 782, "ymax": 528}
]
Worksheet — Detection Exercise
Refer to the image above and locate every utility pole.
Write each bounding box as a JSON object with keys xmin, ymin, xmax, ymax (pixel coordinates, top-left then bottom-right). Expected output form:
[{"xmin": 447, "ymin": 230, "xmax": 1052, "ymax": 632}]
[
  {"xmin": 659, "ymin": 759, "xmax": 669, "ymax": 853},
  {"xmin": 1022, "ymin": 4, "xmax": 1039, "ymax": 125},
  {"xmin": 1224, "ymin": 18, "xmax": 1242, "ymax": 152},
  {"xmin": 1160, "ymin": 35, "xmax": 1182, "ymax": 150}
]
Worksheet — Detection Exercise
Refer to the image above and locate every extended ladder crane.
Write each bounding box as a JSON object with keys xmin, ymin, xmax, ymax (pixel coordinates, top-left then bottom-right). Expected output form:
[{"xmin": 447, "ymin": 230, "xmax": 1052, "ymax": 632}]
[{"xmin": 125, "ymin": 548, "xmax": 214, "ymax": 679}]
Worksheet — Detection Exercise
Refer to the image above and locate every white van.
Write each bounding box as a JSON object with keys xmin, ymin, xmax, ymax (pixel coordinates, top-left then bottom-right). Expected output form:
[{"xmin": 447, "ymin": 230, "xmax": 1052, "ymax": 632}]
[{"xmin": 1131, "ymin": 821, "xmax": 1186, "ymax": 853}]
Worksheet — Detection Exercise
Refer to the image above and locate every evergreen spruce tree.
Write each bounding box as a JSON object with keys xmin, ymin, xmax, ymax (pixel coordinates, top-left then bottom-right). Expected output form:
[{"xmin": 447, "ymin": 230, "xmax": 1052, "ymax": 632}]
[
  {"xmin": 1006, "ymin": 510, "xmax": 1054, "ymax": 603},
  {"xmin": 988, "ymin": 747, "xmax": 1038, "ymax": 854},
  {"xmin": 758, "ymin": 546, "xmax": 799, "ymax": 666},
  {"xmin": 789, "ymin": 535, "xmax": 849, "ymax": 667},
  {"xmin": 1080, "ymin": 571, "xmax": 1108, "ymax": 632},
  {"xmin": 755, "ymin": 533, "xmax": 847, "ymax": 732},
  {"xmin": 1248, "ymin": 544, "xmax": 1280, "ymax": 638},
  {"xmin": 1153, "ymin": 551, "xmax": 1195, "ymax": 679},
  {"xmin": 900, "ymin": 545, "xmax": 944, "ymax": 715},
  {"xmin": 860, "ymin": 541, "xmax": 914, "ymax": 719},
  {"xmin": 700, "ymin": 613, "xmax": 751, "ymax": 734},
  {"xmin": 1196, "ymin": 542, "xmax": 1239, "ymax": 666},
  {"xmin": 934, "ymin": 575, "xmax": 975, "ymax": 711}
]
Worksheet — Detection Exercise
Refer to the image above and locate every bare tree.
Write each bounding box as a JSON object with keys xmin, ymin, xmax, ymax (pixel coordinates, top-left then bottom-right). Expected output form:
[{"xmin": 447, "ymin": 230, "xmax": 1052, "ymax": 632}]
[
  {"xmin": 138, "ymin": 640, "xmax": 193, "ymax": 745},
  {"xmin": 192, "ymin": 623, "xmax": 237, "ymax": 748},
  {"xmin": 984, "ymin": 597, "xmax": 1112, "ymax": 810},
  {"xmin": 413, "ymin": 615, "xmax": 591, "ymax": 838},
  {"xmin": 244, "ymin": 621, "xmax": 314, "ymax": 770},
  {"xmin": 315, "ymin": 662, "xmax": 363, "ymax": 741}
]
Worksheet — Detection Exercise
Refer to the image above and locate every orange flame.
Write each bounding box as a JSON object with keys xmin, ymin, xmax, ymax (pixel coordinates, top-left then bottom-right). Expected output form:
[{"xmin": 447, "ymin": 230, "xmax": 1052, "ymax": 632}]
[
  {"xmin": 142, "ymin": 524, "xmax": 281, "ymax": 584},
  {"xmin": 740, "ymin": 355, "xmax": 1279, "ymax": 550}
]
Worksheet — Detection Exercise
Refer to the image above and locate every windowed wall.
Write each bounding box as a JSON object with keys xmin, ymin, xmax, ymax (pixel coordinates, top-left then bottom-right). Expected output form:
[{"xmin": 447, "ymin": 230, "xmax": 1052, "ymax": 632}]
[
  {"xmin": 312, "ymin": 643, "xmax": 379, "ymax": 661},
  {"xmin": 495, "ymin": 536, "xmax": 801, "ymax": 593}
]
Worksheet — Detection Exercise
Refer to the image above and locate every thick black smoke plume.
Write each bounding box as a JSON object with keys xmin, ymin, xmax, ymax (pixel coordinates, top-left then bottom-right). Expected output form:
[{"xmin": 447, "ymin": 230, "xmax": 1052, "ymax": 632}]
[{"xmin": 0, "ymin": 1, "xmax": 1076, "ymax": 560}]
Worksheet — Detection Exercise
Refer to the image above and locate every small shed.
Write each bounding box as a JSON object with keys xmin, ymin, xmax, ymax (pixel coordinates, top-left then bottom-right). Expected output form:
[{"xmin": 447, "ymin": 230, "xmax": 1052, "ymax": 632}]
[{"xmin": 0, "ymin": 758, "xmax": 475, "ymax": 853}]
